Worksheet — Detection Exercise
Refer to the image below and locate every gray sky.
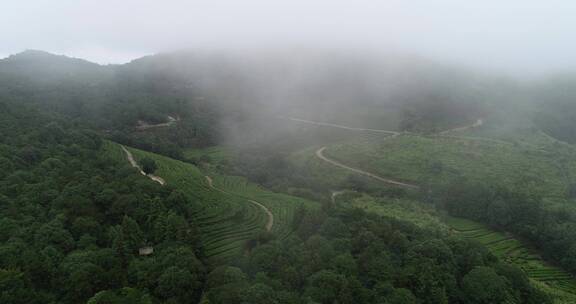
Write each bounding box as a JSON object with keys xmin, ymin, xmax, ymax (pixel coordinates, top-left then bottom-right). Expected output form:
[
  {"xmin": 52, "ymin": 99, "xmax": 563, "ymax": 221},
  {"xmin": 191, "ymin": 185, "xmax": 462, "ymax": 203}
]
[{"xmin": 2, "ymin": 0, "xmax": 576, "ymax": 76}]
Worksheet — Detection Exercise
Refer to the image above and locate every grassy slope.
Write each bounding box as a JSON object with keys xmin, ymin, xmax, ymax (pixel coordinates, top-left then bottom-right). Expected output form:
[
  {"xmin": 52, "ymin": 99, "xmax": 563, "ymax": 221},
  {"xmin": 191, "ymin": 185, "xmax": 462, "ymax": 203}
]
[
  {"xmin": 183, "ymin": 146, "xmax": 232, "ymax": 164},
  {"xmin": 290, "ymin": 145, "xmax": 353, "ymax": 188},
  {"xmin": 325, "ymin": 133, "xmax": 576, "ymax": 205},
  {"xmin": 336, "ymin": 192, "xmax": 448, "ymax": 234},
  {"xmin": 104, "ymin": 141, "xmax": 318, "ymax": 263},
  {"xmin": 289, "ymin": 144, "xmax": 407, "ymax": 193}
]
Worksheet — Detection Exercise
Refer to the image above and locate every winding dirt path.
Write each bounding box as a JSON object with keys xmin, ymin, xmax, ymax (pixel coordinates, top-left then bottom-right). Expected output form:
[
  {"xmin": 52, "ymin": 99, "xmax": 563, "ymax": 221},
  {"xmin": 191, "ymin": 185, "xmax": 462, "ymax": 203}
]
[
  {"xmin": 285, "ymin": 117, "xmax": 400, "ymax": 135},
  {"xmin": 136, "ymin": 115, "xmax": 180, "ymax": 131},
  {"xmin": 205, "ymin": 176, "xmax": 274, "ymax": 231},
  {"xmin": 438, "ymin": 119, "xmax": 483, "ymax": 135},
  {"xmin": 286, "ymin": 117, "xmax": 483, "ymax": 190},
  {"xmin": 316, "ymin": 147, "xmax": 420, "ymax": 189},
  {"xmin": 285, "ymin": 116, "xmax": 482, "ymax": 137},
  {"xmin": 331, "ymin": 190, "xmax": 347, "ymax": 203},
  {"xmin": 121, "ymin": 145, "xmax": 166, "ymax": 185},
  {"xmin": 285, "ymin": 116, "xmax": 418, "ymax": 189}
]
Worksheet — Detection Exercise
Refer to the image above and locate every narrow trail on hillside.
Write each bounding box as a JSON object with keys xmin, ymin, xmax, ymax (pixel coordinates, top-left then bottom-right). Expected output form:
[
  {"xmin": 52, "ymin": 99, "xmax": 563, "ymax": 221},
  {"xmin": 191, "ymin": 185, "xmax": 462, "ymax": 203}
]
[
  {"xmin": 331, "ymin": 190, "xmax": 347, "ymax": 203},
  {"xmin": 438, "ymin": 119, "xmax": 483, "ymax": 135},
  {"xmin": 121, "ymin": 145, "xmax": 166, "ymax": 185},
  {"xmin": 286, "ymin": 116, "xmax": 417, "ymax": 188},
  {"xmin": 287, "ymin": 117, "xmax": 484, "ymax": 190},
  {"xmin": 136, "ymin": 115, "xmax": 180, "ymax": 131},
  {"xmin": 205, "ymin": 176, "xmax": 274, "ymax": 231},
  {"xmin": 317, "ymin": 146, "xmax": 420, "ymax": 189},
  {"xmin": 285, "ymin": 117, "xmax": 401, "ymax": 135},
  {"xmin": 290, "ymin": 118, "xmax": 576, "ymax": 295}
]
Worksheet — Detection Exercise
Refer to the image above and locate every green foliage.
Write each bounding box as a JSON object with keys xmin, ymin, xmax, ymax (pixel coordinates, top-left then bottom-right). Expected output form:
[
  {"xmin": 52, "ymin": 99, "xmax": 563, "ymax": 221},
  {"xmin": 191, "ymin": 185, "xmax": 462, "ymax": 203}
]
[
  {"xmin": 462, "ymin": 267, "xmax": 511, "ymax": 304},
  {"xmin": 203, "ymin": 206, "xmax": 548, "ymax": 304},
  {"xmin": 0, "ymin": 51, "xmax": 220, "ymax": 160},
  {"xmin": 326, "ymin": 134, "xmax": 572, "ymax": 199},
  {"xmin": 2, "ymin": 50, "xmax": 573, "ymax": 304},
  {"xmin": 446, "ymin": 216, "xmax": 576, "ymax": 300},
  {"xmin": 322, "ymin": 133, "xmax": 576, "ymax": 285},
  {"xmin": 0, "ymin": 102, "xmax": 205, "ymax": 303},
  {"xmin": 87, "ymin": 288, "xmax": 152, "ymax": 304},
  {"xmin": 0, "ymin": 269, "xmax": 44, "ymax": 304},
  {"xmin": 108, "ymin": 143, "xmax": 319, "ymax": 262},
  {"xmin": 339, "ymin": 192, "xmax": 448, "ymax": 233},
  {"xmin": 139, "ymin": 157, "xmax": 157, "ymax": 174},
  {"xmin": 204, "ymin": 267, "xmax": 249, "ymax": 304},
  {"xmin": 156, "ymin": 266, "xmax": 201, "ymax": 301},
  {"xmin": 240, "ymin": 283, "xmax": 279, "ymax": 304},
  {"xmin": 305, "ymin": 270, "xmax": 353, "ymax": 304},
  {"xmin": 439, "ymin": 181, "xmax": 576, "ymax": 285}
]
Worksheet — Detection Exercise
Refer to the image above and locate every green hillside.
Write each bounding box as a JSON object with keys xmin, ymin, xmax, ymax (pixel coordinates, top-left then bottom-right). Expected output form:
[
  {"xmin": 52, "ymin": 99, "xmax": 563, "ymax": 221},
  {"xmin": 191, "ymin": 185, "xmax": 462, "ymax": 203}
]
[
  {"xmin": 446, "ymin": 217, "xmax": 576, "ymax": 303},
  {"xmin": 104, "ymin": 141, "xmax": 318, "ymax": 262},
  {"xmin": 325, "ymin": 133, "xmax": 576, "ymax": 201},
  {"xmin": 335, "ymin": 192, "xmax": 448, "ymax": 233},
  {"xmin": 285, "ymin": 128, "xmax": 576, "ymax": 301}
]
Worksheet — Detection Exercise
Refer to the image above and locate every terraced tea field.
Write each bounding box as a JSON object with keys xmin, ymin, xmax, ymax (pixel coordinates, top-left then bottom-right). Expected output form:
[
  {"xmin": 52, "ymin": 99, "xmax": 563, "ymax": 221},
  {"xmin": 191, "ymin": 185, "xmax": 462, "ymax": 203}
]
[
  {"xmin": 446, "ymin": 217, "xmax": 576, "ymax": 301},
  {"xmin": 104, "ymin": 141, "xmax": 318, "ymax": 263},
  {"xmin": 209, "ymin": 175, "xmax": 319, "ymax": 239}
]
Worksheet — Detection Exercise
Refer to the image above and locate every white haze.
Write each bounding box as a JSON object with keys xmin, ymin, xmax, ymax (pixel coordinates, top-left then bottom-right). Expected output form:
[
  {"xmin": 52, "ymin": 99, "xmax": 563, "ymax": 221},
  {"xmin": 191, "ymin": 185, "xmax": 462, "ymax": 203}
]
[{"xmin": 2, "ymin": 0, "xmax": 576, "ymax": 77}]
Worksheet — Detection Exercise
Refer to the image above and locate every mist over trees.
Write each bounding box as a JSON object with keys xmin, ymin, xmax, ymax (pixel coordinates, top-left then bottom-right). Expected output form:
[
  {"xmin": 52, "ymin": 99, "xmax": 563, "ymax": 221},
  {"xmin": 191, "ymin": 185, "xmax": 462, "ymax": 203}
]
[{"xmin": 2, "ymin": 48, "xmax": 576, "ymax": 303}]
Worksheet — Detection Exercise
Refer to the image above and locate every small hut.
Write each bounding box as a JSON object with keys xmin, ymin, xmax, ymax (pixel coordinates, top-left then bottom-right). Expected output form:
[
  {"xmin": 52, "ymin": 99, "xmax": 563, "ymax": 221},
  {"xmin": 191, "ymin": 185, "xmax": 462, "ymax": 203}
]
[{"xmin": 139, "ymin": 246, "xmax": 154, "ymax": 256}]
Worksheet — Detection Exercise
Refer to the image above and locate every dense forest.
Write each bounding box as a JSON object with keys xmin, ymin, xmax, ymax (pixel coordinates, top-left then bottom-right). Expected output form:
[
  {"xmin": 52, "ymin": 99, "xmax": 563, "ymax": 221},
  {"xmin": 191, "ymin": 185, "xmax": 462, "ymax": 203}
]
[{"xmin": 0, "ymin": 100, "xmax": 204, "ymax": 303}]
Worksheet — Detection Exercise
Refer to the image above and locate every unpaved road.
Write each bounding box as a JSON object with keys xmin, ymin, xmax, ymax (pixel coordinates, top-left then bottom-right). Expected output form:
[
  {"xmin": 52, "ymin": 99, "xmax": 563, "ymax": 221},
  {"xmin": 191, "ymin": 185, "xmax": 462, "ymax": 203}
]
[
  {"xmin": 120, "ymin": 143, "xmax": 272, "ymax": 230},
  {"xmin": 285, "ymin": 117, "xmax": 400, "ymax": 136},
  {"xmin": 285, "ymin": 117, "xmax": 417, "ymax": 189},
  {"xmin": 136, "ymin": 115, "xmax": 180, "ymax": 131},
  {"xmin": 438, "ymin": 119, "xmax": 483, "ymax": 135},
  {"xmin": 331, "ymin": 190, "xmax": 347, "ymax": 203},
  {"xmin": 286, "ymin": 116, "xmax": 482, "ymax": 136},
  {"xmin": 205, "ymin": 176, "xmax": 274, "ymax": 231},
  {"xmin": 285, "ymin": 117, "xmax": 484, "ymax": 190},
  {"xmin": 121, "ymin": 145, "xmax": 166, "ymax": 185},
  {"xmin": 316, "ymin": 147, "xmax": 420, "ymax": 189}
]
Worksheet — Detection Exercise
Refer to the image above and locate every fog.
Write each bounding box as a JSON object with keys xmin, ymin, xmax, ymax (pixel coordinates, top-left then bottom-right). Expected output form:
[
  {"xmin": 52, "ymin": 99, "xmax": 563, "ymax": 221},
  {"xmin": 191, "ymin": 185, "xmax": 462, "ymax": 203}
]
[
  {"xmin": 1, "ymin": 0, "xmax": 574, "ymax": 149},
  {"xmin": 2, "ymin": 0, "xmax": 576, "ymax": 77}
]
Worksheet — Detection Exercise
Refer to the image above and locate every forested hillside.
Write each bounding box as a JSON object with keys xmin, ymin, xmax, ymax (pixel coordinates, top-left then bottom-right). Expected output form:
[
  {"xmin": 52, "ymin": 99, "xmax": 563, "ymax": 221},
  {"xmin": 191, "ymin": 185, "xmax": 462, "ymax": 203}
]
[
  {"xmin": 2, "ymin": 50, "xmax": 576, "ymax": 303},
  {"xmin": 0, "ymin": 51, "xmax": 219, "ymax": 157},
  {"xmin": 0, "ymin": 100, "xmax": 205, "ymax": 303},
  {"xmin": 0, "ymin": 50, "xmax": 495, "ymax": 145},
  {"xmin": 1, "ymin": 99, "xmax": 552, "ymax": 303}
]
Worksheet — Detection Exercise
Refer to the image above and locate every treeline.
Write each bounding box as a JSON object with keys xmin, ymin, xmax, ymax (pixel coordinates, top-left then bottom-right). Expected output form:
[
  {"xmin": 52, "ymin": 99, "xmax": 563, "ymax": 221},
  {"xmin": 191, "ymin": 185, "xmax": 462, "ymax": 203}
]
[
  {"xmin": 435, "ymin": 180, "xmax": 576, "ymax": 275},
  {"xmin": 204, "ymin": 204, "xmax": 549, "ymax": 304},
  {"xmin": 0, "ymin": 101, "xmax": 205, "ymax": 303}
]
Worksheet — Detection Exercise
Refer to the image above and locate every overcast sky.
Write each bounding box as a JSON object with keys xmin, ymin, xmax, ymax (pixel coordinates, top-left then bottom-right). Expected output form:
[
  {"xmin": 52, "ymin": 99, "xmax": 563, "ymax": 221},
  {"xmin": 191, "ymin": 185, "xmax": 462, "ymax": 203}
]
[{"xmin": 2, "ymin": 0, "xmax": 576, "ymax": 76}]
